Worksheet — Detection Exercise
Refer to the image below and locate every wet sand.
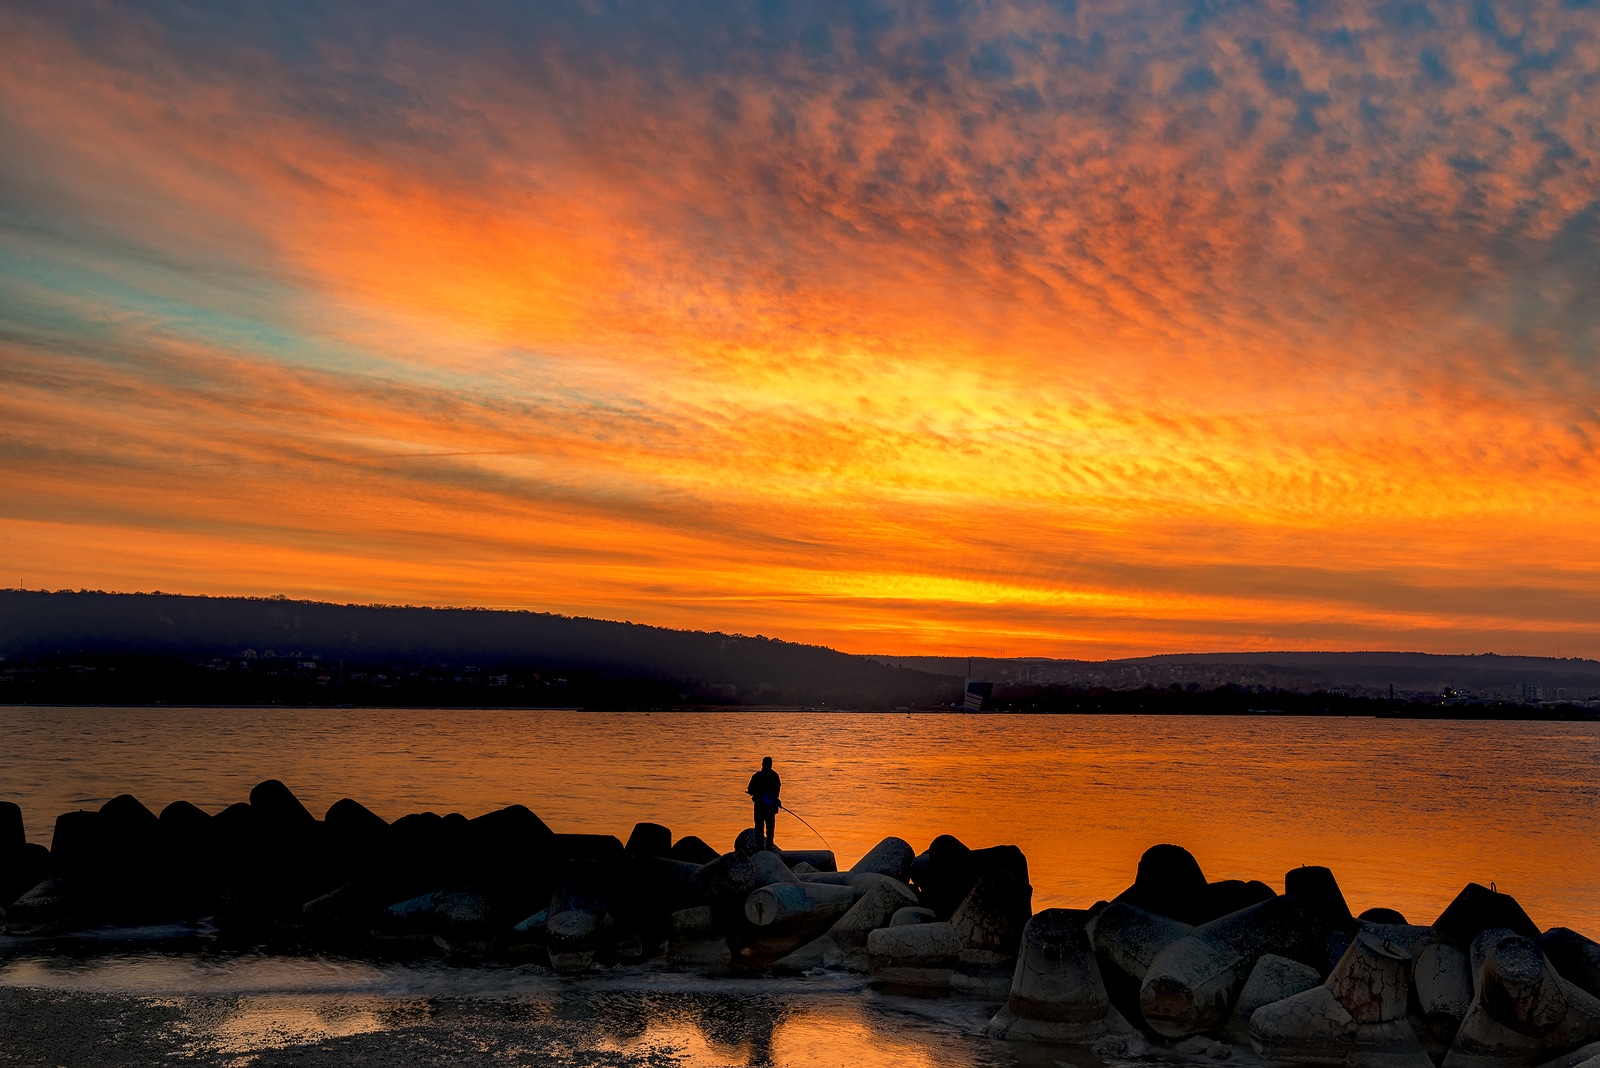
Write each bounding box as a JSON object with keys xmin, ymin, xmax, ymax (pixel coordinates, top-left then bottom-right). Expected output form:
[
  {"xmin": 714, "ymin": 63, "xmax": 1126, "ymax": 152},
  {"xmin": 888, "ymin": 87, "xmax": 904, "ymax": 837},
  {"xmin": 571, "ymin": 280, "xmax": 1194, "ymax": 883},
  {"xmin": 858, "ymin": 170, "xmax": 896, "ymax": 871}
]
[{"xmin": 0, "ymin": 954, "xmax": 1054, "ymax": 1068}]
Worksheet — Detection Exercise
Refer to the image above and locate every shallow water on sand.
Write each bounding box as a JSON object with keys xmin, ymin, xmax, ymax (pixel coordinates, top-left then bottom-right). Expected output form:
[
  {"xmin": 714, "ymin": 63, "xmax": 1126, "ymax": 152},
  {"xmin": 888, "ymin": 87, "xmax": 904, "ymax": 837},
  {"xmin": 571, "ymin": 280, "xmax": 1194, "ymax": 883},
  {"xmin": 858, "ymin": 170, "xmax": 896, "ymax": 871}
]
[
  {"xmin": 2, "ymin": 709, "xmax": 1598, "ymax": 930},
  {"xmin": 0, "ymin": 953, "xmax": 1055, "ymax": 1068}
]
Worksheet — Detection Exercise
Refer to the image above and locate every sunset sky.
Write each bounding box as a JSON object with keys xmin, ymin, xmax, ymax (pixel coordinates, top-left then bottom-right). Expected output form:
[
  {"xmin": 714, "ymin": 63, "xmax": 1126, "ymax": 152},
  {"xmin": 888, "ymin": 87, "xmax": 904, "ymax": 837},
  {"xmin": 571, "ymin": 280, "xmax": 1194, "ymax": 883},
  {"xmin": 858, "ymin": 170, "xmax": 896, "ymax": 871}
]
[{"xmin": 2, "ymin": 1, "xmax": 1598, "ymax": 658}]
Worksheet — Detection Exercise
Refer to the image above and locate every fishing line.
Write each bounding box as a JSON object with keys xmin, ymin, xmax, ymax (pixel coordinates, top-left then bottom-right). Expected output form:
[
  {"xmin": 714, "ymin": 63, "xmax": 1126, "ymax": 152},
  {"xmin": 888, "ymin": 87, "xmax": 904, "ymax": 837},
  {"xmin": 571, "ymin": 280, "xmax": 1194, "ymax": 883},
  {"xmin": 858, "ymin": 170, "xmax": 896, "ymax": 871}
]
[
  {"xmin": 739, "ymin": 792, "xmax": 833, "ymax": 850},
  {"xmin": 778, "ymin": 802, "xmax": 832, "ymax": 850}
]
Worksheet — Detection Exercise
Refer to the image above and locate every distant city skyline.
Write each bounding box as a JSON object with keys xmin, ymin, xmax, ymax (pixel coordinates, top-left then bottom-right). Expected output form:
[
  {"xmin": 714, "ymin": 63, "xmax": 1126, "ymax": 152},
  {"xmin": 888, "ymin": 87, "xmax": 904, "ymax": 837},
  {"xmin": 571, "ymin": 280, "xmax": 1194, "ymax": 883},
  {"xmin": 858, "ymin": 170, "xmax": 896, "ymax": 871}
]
[{"xmin": 3, "ymin": 2, "xmax": 1598, "ymax": 659}]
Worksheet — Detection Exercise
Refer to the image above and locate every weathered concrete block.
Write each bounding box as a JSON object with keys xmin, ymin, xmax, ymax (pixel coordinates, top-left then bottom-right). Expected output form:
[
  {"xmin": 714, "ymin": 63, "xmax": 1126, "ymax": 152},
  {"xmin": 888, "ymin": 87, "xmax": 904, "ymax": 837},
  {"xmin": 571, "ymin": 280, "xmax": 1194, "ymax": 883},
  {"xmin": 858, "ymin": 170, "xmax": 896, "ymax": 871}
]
[
  {"xmin": 1113, "ymin": 844, "xmax": 1210, "ymax": 924},
  {"xmin": 986, "ymin": 909, "xmax": 1136, "ymax": 1044},
  {"xmin": 249, "ymin": 780, "xmax": 317, "ymax": 831},
  {"xmin": 952, "ymin": 947, "xmax": 1016, "ymax": 998},
  {"xmin": 951, "ymin": 871, "xmax": 1032, "ymax": 956},
  {"xmin": 1418, "ymin": 940, "xmax": 1476, "ymax": 1042},
  {"xmin": 625, "ymin": 822, "xmax": 672, "ymax": 858},
  {"xmin": 734, "ymin": 828, "xmax": 768, "ymax": 856},
  {"xmin": 0, "ymin": 802, "xmax": 22, "ymax": 853},
  {"xmin": 1289, "ymin": 864, "xmax": 1361, "ymax": 971},
  {"xmin": 743, "ymin": 881, "xmax": 857, "ymax": 928},
  {"xmin": 1090, "ymin": 900, "xmax": 1195, "ymax": 1029},
  {"xmin": 771, "ymin": 933, "xmax": 845, "ymax": 974},
  {"xmin": 1289, "ymin": 865, "xmax": 1356, "ymax": 928},
  {"xmin": 1362, "ymin": 908, "xmax": 1410, "ymax": 925},
  {"xmin": 1533, "ymin": 1041, "xmax": 1600, "ymax": 1068},
  {"xmin": 1435, "ymin": 884, "xmax": 1541, "ymax": 950},
  {"xmin": 1200, "ymin": 879, "xmax": 1279, "ymax": 924},
  {"xmin": 432, "ymin": 891, "xmax": 495, "ymax": 956},
  {"xmin": 1091, "ymin": 900, "xmax": 1194, "ymax": 991},
  {"xmin": 748, "ymin": 850, "xmax": 799, "ymax": 887},
  {"xmin": 669, "ymin": 835, "xmax": 719, "ymax": 865},
  {"xmin": 547, "ymin": 909, "xmax": 601, "ymax": 974},
  {"xmin": 1224, "ymin": 953, "xmax": 1323, "ymax": 1045},
  {"xmin": 550, "ymin": 833, "xmax": 623, "ymax": 864},
  {"xmin": 1542, "ymin": 930, "xmax": 1600, "ymax": 1001},
  {"xmin": 689, "ymin": 852, "xmax": 760, "ymax": 908},
  {"xmin": 1252, "ymin": 926, "xmax": 1433, "ymax": 1068},
  {"xmin": 892, "ymin": 906, "xmax": 937, "ymax": 926},
  {"xmin": 795, "ymin": 870, "xmax": 855, "ymax": 886},
  {"xmin": 909, "ymin": 835, "xmax": 974, "ymax": 918},
  {"xmin": 1141, "ymin": 894, "xmax": 1322, "ymax": 1038},
  {"xmin": 868, "ymin": 920, "xmax": 963, "ymax": 987},
  {"xmin": 827, "ymin": 874, "xmax": 919, "ymax": 952},
  {"xmin": 1445, "ymin": 932, "xmax": 1600, "ymax": 1068},
  {"xmin": 3, "ymin": 877, "xmax": 77, "ymax": 935},
  {"xmin": 667, "ymin": 906, "xmax": 732, "ymax": 970},
  {"xmin": 849, "ymin": 837, "xmax": 914, "ymax": 881},
  {"xmin": 1, "ymin": 842, "xmax": 51, "ymax": 914},
  {"xmin": 1251, "ymin": 985, "xmax": 1359, "ymax": 1064},
  {"xmin": 1348, "ymin": 1018, "xmax": 1439, "ymax": 1068},
  {"xmin": 778, "ymin": 849, "xmax": 836, "ymax": 872},
  {"xmin": 1332, "ymin": 930, "xmax": 1416, "ymax": 1024}
]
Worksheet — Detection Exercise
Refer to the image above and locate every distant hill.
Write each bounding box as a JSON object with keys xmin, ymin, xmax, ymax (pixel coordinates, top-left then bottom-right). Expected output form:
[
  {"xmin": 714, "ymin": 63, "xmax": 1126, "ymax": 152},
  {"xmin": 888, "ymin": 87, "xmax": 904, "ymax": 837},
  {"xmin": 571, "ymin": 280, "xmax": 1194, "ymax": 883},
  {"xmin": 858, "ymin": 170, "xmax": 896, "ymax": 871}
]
[
  {"xmin": 873, "ymin": 652, "xmax": 1600, "ymax": 699},
  {"xmin": 0, "ymin": 591, "xmax": 959, "ymax": 709},
  {"xmin": 4, "ymin": 590, "xmax": 1596, "ymax": 708}
]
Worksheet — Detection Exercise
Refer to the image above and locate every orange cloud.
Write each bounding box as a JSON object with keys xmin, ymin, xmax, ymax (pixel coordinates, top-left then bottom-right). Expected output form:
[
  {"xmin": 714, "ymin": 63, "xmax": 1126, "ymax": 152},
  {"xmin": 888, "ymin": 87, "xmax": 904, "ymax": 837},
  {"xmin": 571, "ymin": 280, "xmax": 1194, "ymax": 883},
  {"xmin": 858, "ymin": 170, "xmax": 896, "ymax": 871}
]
[{"xmin": 1, "ymin": 2, "xmax": 1598, "ymax": 657}]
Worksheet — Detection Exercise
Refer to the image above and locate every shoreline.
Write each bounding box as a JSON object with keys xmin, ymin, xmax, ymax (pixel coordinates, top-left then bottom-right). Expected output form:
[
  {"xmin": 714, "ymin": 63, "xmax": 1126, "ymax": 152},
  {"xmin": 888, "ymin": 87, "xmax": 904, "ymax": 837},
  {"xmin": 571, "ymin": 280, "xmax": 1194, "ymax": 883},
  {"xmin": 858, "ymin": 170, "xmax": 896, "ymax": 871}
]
[{"xmin": 3, "ymin": 702, "xmax": 1597, "ymax": 720}]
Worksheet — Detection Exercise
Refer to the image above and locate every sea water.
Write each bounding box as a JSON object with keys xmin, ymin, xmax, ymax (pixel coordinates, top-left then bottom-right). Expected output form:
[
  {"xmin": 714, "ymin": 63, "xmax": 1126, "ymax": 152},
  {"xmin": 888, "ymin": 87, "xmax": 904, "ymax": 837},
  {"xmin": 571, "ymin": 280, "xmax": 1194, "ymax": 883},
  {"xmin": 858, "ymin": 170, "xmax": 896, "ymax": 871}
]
[
  {"xmin": 3, "ymin": 708, "xmax": 1595, "ymax": 927},
  {"xmin": 1, "ymin": 709, "xmax": 1596, "ymax": 1065}
]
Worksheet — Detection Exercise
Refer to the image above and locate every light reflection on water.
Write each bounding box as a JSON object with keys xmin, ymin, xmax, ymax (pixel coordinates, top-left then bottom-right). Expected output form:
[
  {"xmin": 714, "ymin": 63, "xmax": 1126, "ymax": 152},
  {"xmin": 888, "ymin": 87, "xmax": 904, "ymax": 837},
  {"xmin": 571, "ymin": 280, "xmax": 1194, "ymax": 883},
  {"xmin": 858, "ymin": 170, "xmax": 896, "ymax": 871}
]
[
  {"xmin": 0, "ymin": 954, "xmax": 1020, "ymax": 1066},
  {"xmin": 2, "ymin": 708, "xmax": 1597, "ymax": 930}
]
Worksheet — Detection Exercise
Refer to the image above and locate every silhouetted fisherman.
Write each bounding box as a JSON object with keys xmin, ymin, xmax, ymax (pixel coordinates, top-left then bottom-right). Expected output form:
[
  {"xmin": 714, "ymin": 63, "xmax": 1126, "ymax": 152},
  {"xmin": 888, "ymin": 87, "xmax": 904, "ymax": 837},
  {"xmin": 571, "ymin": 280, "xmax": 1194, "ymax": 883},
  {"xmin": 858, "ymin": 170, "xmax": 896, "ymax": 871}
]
[{"xmin": 747, "ymin": 756, "xmax": 781, "ymax": 850}]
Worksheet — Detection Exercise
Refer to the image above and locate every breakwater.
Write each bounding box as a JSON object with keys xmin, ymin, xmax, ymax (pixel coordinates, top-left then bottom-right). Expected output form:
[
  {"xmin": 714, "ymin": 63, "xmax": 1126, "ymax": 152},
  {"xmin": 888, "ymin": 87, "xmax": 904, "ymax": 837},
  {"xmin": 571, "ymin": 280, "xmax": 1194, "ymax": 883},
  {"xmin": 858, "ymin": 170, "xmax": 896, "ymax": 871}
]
[{"xmin": 4, "ymin": 781, "xmax": 1600, "ymax": 1067}]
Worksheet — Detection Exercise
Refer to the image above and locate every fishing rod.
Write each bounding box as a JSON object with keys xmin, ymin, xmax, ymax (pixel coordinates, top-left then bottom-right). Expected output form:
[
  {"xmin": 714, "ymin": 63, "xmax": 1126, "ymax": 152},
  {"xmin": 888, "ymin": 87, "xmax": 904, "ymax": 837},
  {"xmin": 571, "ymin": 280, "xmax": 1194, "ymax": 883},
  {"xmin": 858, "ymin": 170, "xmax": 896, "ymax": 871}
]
[
  {"xmin": 741, "ymin": 792, "xmax": 833, "ymax": 850},
  {"xmin": 778, "ymin": 801, "xmax": 832, "ymax": 850}
]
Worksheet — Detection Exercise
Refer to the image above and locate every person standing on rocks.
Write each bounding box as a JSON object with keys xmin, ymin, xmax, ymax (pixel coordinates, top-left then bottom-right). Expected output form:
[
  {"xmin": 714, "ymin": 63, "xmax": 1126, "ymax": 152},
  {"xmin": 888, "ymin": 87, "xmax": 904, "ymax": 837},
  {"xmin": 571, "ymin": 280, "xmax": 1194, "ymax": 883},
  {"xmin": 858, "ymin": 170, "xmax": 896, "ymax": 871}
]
[{"xmin": 747, "ymin": 756, "xmax": 781, "ymax": 850}]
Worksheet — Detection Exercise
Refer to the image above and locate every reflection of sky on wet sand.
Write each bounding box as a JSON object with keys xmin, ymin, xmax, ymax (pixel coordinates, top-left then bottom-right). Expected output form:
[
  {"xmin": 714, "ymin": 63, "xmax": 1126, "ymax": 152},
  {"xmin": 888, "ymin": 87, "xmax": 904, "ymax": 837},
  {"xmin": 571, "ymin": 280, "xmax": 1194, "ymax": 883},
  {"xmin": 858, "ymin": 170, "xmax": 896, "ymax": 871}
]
[
  {"xmin": 0, "ymin": 955, "xmax": 1031, "ymax": 1066},
  {"xmin": 170, "ymin": 997, "xmax": 390, "ymax": 1057}
]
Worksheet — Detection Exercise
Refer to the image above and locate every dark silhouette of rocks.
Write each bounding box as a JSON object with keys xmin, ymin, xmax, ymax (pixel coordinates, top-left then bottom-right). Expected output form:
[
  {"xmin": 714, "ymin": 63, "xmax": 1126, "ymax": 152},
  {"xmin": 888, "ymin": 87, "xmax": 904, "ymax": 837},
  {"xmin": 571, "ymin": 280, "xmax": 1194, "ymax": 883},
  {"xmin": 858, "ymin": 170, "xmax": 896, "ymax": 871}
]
[{"xmin": 6, "ymin": 784, "xmax": 1600, "ymax": 1068}]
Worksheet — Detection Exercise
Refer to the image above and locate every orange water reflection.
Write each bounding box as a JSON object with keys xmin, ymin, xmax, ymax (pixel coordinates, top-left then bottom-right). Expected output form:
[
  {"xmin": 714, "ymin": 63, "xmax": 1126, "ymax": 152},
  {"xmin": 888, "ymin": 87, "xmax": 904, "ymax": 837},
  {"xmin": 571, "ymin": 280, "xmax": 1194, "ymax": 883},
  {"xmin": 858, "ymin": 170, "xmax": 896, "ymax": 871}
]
[{"xmin": 4, "ymin": 709, "xmax": 1597, "ymax": 934}]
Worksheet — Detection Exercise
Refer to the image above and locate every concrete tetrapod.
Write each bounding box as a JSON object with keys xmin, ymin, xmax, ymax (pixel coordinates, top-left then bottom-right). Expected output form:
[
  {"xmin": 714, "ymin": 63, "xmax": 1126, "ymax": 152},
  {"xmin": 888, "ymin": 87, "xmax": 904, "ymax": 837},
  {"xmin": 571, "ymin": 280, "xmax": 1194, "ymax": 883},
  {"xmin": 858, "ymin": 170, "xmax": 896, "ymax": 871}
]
[
  {"xmin": 1417, "ymin": 940, "xmax": 1476, "ymax": 1044},
  {"xmin": 893, "ymin": 907, "xmax": 936, "ymax": 926},
  {"xmin": 667, "ymin": 906, "xmax": 732, "ymax": 971},
  {"xmin": 986, "ymin": 909, "xmax": 1137, "ymax": 1044},
  {"xmin": 768, "ymin": 876, "xmax": 921, "ymax": 978},
  {"xmin": 952, "ymin": 871, "xmax": 1033, "ymax": 956},
  {"xmin": 1113, "ymin": 844, "xmax": 1210, "ymax": 925},
  {"xmin": 1444, "ymin": 932, "xmax": 1600, "ymax": 1068},
  {"xmin": 748, "ymin": 851, "xmax": 800, "ymax": 887},
  {"xmin": 3, "ymin": 877, "xmax": 75, "ymax": 935},
  {"xmin": 743, "ymin": 882, "xmax": 858, "ymax": 929},
  {"xmin": 1090, "ymin": 901, "xmax": 1194, "ymax": 1027},
  {"xmin": 771, "ymin": 934, "xmax": 845, "ymax": 974},
  {"xmin": 849, "ymin": 837, "xmax": 915, "ymax": 881},
  {"xmin": 1140, "ymin": 893, "xmax": 1322, "ymax": 1038},
  {"xmin": 824, "ymin": 872, "xmax": 920, "ymax": 969},
  {"xmin": 777, "ymin": 849, "xmax": 836, "ymax": 872},
  {"xmin": 1542, "ymin": 930, "xmax": 1600, "ymax": 1001},
  {"xmin": 547, "ymin": 909, "xmax": 602, "ymax": 974},
  {"xmin": 1223, "ymin": 953, "xmax": 1323, "ymax": 1045},
  {"xmin": 868, "ymin": 921, "xmax": 964, "ymax": 987},
  {"xmin": 432, "ymin": 891, "xmax": 495, "ymax": 957},
  {"xmin": 1251, "ymin": 930, "xmax": 1432, "ymax": 1068}
]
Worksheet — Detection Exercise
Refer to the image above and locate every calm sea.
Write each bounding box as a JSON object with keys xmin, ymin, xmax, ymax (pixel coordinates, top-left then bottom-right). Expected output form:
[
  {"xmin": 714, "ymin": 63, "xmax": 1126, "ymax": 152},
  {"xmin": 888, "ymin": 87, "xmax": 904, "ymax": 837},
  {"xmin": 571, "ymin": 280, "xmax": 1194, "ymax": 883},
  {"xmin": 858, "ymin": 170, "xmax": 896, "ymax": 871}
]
[{"xmin": 3, "ymin": 708, "xmax": 1596, "ymax": 932}]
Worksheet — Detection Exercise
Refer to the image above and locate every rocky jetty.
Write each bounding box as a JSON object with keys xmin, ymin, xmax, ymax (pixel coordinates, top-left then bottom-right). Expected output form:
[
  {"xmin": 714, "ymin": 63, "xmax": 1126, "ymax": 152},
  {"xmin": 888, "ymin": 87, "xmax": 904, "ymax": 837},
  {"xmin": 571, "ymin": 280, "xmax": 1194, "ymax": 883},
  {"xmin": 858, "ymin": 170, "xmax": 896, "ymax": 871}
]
[{"xmin": 3, "ymin": 785, "xmax": 1597, "ymax": 1068}]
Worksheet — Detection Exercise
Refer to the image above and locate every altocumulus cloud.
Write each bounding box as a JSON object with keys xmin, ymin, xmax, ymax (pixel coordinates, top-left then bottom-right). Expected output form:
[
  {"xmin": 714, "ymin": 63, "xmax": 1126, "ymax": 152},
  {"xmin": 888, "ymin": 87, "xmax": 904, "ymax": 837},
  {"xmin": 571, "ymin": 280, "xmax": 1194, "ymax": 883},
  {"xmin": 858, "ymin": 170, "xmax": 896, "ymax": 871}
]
[{"xmin": 0, "ymin": 0, "xmax": 1597, "ymax": 656}]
